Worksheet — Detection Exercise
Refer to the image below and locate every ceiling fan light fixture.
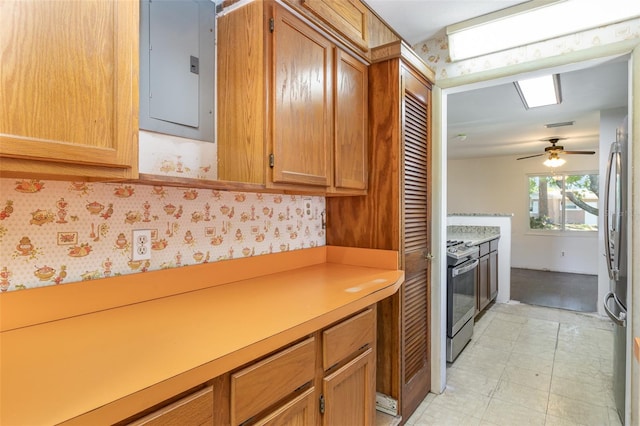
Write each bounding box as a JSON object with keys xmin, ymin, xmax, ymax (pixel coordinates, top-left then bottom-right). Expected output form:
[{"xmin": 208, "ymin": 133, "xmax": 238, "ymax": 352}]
[
  {"xmin": 514, "ymin": 74, "xmax": 561, "ymax": 109},
  {"xmin": 543, "ymin": 153, "xmax": 566, "ymax": 168}
]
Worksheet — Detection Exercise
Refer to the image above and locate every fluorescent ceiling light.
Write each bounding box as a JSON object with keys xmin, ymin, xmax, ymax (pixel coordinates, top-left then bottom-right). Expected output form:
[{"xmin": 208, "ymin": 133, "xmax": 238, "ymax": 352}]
[
  {"xmin": 514, "ymin": 74, "xmax": 561, "ymax": 109},
  {"xmin": 543, "ymin": 153, "xmax": 566, "ymax": 167},
  {"xmin": 447, "ymin": 0, "xmax": 640, "ymax": 61}
]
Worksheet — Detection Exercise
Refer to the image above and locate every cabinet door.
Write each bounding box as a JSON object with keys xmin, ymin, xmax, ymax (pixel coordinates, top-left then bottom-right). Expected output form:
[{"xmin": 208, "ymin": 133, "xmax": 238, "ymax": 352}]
[
  {"xmin": 254, "ymin": 387, "xmax": 316, "ymax": 426},
  {"xmin": 322, "ymin": 348, "xmax": 375, "ymax": 426},
  {"xmin": 270, "ymin": 6, "xmax": 332, "ymax": 188},
  {"xmin": 477, "ymin": 255, "xmax": 489, "ymax": 312},
  {"xmin": 300, "ymin": 0, "xmax": 369, "ymax": 51},
  {"xmin": 489, "ymin": 251, "xmax": 498, "ymax": 301},
  {"xmin": 0, "ymin": 0, "xmax": 138, "ymax": 180},
  {"xmin": 333, "ymin": 49, "xmax": 368, "ymax": 192}
]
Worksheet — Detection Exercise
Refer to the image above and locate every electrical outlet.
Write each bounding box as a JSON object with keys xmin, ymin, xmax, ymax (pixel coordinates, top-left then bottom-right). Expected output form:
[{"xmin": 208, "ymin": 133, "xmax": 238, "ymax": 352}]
[
  {"xmin": 131, "ymin": 229, "xmax": 152, "ymax": 261},
  {"xmin": 303, "ymin": 197, "xmax": 313, "ymax": 219}
]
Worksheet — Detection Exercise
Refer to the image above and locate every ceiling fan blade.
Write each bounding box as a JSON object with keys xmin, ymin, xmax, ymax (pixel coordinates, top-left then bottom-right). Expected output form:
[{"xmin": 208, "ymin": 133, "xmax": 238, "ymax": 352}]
[
  {"xmin": 516, "ymin": 153, "xmax": 544, "ymax": 160},
  {"xmin": 562, "ymin": 150, "xmax": 596, "ymax": 155}
]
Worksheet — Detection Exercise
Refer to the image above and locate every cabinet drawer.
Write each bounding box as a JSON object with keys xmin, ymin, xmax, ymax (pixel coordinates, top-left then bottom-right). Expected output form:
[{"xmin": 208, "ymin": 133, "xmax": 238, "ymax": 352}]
[
  {"xmin": 322, "ymin": 308, "xmax": 374, "ymax": 370},
  {"xmin": 231, "ymin": 337, "xmax": 316, "ymax": 425},
  {"xmin": 478, "ymin": 242, "xmax": 490, "ymax": 257},
  {"xmin": 128, "ymin": 386, "xmax": 213, "ymax": 426},
  {"xmin": 490, "ymin": 238, "xmax": 499, "ymax": 252},
  {"xmin": 253, "ymin": 387, "xmax": 316, "ymax": 426}
]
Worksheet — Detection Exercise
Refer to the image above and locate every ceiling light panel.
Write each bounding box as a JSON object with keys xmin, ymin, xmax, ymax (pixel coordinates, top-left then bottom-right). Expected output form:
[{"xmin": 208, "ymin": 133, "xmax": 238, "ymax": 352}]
[
  {"xmin": 446, "ymin": 0, "xmax": 640, "ymax": 61},
  {"xmin": 514, "ymin": 74, "xmax": 561, "ymax": 109}
]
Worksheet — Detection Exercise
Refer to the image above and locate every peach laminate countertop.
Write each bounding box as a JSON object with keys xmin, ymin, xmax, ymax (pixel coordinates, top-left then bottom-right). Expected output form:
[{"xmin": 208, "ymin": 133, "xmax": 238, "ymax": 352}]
[{"xmin": 0, "ymin": 246, "xmax": 403, "ymax": 425}]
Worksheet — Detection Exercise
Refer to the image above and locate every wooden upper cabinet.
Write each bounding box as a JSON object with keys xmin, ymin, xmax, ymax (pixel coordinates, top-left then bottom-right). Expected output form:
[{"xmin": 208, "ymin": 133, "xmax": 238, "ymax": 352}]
[
  {"xmin": 301, "ymin": 0, "xmax": 369, "ymax": 51},
  {"xmin": 271, "ymin": 6, "xmax": 332, "ymax": 188},
  {"xmin": 0, "ymin": 0, "xmax": 139, "ymax": 180},
  {"xmin": 333, "ymin": 49, "xmax": 368, "ymax": 193},
  {"xmin": 217, "ymin": 0, "xmax": 367, "ymax": 195},
  {"xmin": 327, "ymin": 40, "xmax": 433, "ymax": 422}
]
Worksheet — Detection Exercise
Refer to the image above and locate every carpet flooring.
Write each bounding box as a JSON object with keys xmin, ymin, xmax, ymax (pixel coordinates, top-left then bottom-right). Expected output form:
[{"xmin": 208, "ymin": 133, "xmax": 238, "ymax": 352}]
[{"xmin": 510, "ymin": 268, "xmax": 598, "ymax": 313}]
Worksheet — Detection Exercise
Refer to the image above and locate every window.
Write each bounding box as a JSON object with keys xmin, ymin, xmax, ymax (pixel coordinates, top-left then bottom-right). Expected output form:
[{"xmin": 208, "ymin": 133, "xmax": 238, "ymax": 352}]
[{"xmin": 528, "ymin": 173, "xmax": 598, "ymax": 231}]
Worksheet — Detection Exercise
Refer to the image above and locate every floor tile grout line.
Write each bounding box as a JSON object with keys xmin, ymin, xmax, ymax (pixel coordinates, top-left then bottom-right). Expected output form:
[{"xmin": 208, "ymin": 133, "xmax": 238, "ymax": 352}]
[{"xmin": 544, "ymin": 320, "xmax": 561, "ymax": 421}]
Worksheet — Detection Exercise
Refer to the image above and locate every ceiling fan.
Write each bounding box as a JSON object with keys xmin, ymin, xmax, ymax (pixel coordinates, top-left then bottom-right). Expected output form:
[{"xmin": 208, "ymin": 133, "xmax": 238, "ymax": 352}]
[{"xmin": 516, "ymin": 138, "xmax": 595, "ymax": 167}]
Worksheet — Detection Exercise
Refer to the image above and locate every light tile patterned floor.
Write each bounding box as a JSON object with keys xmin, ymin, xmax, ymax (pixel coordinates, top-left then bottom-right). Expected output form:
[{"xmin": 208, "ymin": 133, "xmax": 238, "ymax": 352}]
[{"xmin": 406, "ymin": 302, "xmax": 621, "ymax": 426}]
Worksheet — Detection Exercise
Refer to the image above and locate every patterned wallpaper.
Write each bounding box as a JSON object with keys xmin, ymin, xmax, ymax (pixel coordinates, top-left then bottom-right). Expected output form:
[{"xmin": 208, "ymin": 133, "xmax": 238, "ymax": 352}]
[
  {"xmin": 139, "ymin": 130, "xmax": 218, "ymax": 180},
  {"xmin": 0, "ymin": 178, "xmax": 326, "ymax": 292},
  {"xmin": 414, "ymin": 18, "xmax": 640, "ymax": 80}
]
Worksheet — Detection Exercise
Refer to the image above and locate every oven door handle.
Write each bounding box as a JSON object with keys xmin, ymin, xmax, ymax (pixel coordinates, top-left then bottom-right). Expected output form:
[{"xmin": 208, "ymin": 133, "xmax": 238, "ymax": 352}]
[{"xmin": 452, "ymin": 259, "xmax": 479, "ymax": 277}]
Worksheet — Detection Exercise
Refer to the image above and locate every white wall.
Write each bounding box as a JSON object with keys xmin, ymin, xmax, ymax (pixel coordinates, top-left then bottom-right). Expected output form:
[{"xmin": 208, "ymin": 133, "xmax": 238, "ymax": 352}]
[{"xmin": 448, "ymin": 149, "xmax": 600, "ymax": 275}]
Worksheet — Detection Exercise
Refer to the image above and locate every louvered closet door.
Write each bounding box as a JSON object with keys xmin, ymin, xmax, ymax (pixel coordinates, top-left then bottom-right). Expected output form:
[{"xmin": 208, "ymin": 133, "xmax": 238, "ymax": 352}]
[{"xmin": 401, "ymin": 67, "xmax": 432, "ymax": 418}]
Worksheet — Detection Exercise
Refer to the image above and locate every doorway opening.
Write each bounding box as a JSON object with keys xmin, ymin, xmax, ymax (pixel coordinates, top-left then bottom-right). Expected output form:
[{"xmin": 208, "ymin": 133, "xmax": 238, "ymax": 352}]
[{"xmin": 445, "ymin": 55, "xmax": 629, "ymax": 316}]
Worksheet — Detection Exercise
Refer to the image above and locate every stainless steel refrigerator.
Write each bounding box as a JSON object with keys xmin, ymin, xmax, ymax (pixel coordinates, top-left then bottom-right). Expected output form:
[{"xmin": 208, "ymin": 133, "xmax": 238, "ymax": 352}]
[{"xmin": 603, "ymin": 116, "xmax": 629, "ymax": 424}]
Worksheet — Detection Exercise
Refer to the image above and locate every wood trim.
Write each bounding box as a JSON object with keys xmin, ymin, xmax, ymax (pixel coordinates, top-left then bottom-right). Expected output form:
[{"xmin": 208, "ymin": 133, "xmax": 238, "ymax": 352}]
[
  {"xmin": 136, "ymin": 173, "xmax": 270, "ymax": 193},
  {"xmin": 370, "ymin": 40, "xmax": 435, "ymax": 83},
  {"xmin": 635, "ymin": 337, "xmax": 640, "ymax": 363}
]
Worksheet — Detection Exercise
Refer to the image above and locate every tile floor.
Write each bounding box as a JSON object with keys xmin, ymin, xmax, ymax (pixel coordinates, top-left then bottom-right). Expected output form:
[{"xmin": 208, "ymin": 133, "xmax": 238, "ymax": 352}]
[{"xmin": 406, "ymin": 302, "xmax": 620, "ymax": 426}]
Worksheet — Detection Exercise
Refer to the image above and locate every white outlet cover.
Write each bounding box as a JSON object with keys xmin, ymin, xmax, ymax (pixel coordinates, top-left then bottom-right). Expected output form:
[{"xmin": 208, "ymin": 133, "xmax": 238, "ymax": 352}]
[{"xmin": 131, "ymin": 229, "xmax": 152, "ymax": 261}]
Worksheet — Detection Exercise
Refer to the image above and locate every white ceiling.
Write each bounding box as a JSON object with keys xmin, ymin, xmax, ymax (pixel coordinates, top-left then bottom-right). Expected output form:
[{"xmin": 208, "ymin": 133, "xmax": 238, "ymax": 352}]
[
  {"xmin": 447, "ymin": 57, "xmax": 628, "ymax": 159},
  {"xmin": 364, "ymin": 1, "xmax": 630, "ymax": 160}
]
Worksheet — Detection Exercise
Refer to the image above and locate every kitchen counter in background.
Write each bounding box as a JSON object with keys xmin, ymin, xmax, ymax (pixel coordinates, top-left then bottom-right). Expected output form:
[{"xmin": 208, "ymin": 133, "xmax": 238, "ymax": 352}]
[
  {"xmin": 447, "ymin": 225, "xmax": 500, "ymax": 246},
  {"xmin": 449, "ymin": 213, "xmax": 514, "ymax": 217},
  {"xmin": 0, "ymin": 246, "xmax": 403, "ymax": 425},
  {"xmin": 448, "ymin": 214, "xmax": 512, "ymax": 303}
]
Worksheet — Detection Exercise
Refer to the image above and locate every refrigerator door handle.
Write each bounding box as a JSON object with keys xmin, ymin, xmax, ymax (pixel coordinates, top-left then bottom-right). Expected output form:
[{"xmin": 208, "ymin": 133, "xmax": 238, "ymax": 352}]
[
  {"xmin": 604, "ymin": 143, "xmax": 621, "ymax": 281},
  {"xmin": 603, "ymin": 292, "xmax": 627, "ymax": 327}
]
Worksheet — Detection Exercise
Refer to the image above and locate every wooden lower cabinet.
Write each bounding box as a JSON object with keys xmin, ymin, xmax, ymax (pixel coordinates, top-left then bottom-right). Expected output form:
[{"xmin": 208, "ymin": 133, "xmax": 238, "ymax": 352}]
[
  {"xmin": 222, "ymin": 306, "xmax": 376, "ymax": 426},
  {"xmin": 477, "ymin": 254, "xmax": 490, "ymax": 313},
  {"xmin": 322, "ymin": 348, "xmax": 375, "ymax": 426},
  {"xmin": 121, "ymin": 307, "xmax": 377, "ymax": 426},
  {"xmin": 254, "ymin": 387, "xmax": 317, "ymax": 426},
  {"xmin": 476, "ymin": 239, "xmax": 499, "ymax": 315}
]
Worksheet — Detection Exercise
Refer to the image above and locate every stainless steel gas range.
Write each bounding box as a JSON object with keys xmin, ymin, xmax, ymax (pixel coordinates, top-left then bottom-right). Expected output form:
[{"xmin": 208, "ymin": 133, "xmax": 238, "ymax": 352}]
[{"xmin": 446, "ymin": 240, "xmax": 479, "ymax": 362}]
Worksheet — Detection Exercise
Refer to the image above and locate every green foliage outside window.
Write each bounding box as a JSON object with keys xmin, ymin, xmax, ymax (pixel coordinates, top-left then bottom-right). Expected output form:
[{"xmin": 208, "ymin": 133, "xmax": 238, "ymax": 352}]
[{"xmin": 528, "ymin": 173, "xmax": 598, "ymax": 231}]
